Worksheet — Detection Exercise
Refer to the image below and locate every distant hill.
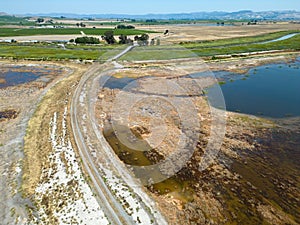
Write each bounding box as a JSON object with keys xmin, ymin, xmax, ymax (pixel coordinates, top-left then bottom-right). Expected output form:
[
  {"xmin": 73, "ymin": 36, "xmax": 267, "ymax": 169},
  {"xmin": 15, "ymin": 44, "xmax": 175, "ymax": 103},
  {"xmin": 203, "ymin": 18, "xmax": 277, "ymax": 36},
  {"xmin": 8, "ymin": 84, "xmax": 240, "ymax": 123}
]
[
  {"xmin": 0, "ymin": 12, "xmax": 9, "ymax": 16},
  {"xmin": 11, "ymin": 10, "xmax": 300, "ymax": 20}
]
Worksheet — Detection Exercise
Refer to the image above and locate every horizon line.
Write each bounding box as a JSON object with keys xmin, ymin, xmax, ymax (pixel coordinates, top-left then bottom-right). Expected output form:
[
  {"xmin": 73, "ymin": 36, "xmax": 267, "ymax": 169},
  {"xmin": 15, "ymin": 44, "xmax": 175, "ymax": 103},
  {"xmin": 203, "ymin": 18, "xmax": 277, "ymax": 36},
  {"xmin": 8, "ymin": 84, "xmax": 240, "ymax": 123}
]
[{"xmin": 2, "ymin": 9, "xmax": 299, "ymax": 17}]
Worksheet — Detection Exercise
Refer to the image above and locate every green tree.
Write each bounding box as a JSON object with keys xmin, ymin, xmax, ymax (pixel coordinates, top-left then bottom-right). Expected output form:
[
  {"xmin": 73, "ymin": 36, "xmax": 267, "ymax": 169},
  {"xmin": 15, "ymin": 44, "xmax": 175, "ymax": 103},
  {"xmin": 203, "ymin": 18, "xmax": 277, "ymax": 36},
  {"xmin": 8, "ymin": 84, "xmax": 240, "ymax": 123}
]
[
  {"xmin": 119, "ymin": 35, "xmax": 133, "ymax": 45},
  {"xmin": 150, "ymin": 39, "xmax": 155, "ymax": 45},
  {"xmin": 119, "ymin": 34, "xmax": 128, "ymax": 44},
  {"xmin": 102, "ymin": 30, "xmax": 116, "ymax": 44},
  {"xmin": 36, "ymin": 18, "xmax": 44, "ymax": 23},
  {"xmin": 116, "ymin": 24, "xmax": 135, "ymax": 29},
  {"xmin": 140, "ymin": 34, "xmax": 149, "ymax": 41},
  {"xmin": 135, "ymin": 34, "xmax": 149, "ymax": 46},
  {"xmin": 75, "ymin": 36, "xmax": 100, "ymax": 44}
]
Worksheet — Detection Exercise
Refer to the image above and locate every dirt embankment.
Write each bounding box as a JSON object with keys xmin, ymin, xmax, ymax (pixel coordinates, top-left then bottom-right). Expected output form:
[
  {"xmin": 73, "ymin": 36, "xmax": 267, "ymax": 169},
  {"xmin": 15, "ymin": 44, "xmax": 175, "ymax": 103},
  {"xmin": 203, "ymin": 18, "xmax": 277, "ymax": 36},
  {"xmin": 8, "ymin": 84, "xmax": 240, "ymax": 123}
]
[
  {"xmin": 124, "ymin": 51, "xmax": 300, "ymax": 75},
  {"xmin": 0, "ymin": 59, "xmax": 89, "ymax": 224},
  {"xmin": 22, "ymin": 62, "xmax": 88, "ymax": 197}
]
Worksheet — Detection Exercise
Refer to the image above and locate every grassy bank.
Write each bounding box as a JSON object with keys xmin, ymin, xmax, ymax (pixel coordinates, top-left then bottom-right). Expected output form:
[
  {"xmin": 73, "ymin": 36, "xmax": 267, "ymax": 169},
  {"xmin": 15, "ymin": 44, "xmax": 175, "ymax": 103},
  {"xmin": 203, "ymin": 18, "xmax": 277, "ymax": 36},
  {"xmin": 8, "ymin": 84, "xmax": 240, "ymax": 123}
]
[{"xmin": 0, "ymin": 44, "xmax": 104, "ymax": 60}]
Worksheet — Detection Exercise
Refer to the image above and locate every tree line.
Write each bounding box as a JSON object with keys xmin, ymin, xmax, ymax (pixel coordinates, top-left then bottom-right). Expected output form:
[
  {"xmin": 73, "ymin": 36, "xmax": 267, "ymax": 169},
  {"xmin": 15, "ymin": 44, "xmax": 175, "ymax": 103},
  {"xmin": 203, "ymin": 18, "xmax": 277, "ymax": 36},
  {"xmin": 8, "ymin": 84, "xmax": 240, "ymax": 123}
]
[
  {"xmin": 70, "ymin": 31, "xmax": 160, "ymax": 45},
  {"xmin": 71, "ymin": 36, "xmax": 100, "ymax": 44}
]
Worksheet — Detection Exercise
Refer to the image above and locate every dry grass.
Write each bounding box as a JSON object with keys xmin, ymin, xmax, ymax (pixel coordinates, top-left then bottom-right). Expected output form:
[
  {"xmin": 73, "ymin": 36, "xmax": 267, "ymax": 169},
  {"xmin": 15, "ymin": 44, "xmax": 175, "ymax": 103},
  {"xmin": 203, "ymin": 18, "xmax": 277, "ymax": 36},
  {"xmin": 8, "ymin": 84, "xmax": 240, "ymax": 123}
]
[
  {"xmin": 22, "ymin": 62, "xmax": 88, "ymax": 197},
  {"xmin": 136, "ymin": 23, "xmax": 300, "ymax": 43}
]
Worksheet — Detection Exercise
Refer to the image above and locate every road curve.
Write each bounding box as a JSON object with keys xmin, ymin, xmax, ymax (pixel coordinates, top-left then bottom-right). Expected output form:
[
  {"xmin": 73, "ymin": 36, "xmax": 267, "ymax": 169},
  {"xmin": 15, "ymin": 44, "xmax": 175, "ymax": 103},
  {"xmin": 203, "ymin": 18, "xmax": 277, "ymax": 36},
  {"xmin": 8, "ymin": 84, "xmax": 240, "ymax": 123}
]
[
  {"xmin": 71, "ymin": 45, "xmax": 167, "ymax": 225},
  {"xmin": 71, "ymin": 63, "xmax": 133, "ymax": 225}
]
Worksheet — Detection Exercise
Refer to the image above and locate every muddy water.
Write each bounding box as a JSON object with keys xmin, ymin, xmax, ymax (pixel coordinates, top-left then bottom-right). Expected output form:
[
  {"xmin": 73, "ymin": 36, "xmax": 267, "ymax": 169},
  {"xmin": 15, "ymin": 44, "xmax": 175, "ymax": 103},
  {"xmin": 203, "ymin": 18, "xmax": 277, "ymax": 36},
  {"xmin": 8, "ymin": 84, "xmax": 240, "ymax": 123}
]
[
  {"xmin": 231, "ymin": 129, "xmax": 300, "ymax": 223},
  {"xmin": 101, "ymin": 65, "xmax": 299, "ymax": 223},
  {"xmin": 104, "ymin": 121, "xmax": 299, "ymax": 223},
  {"xmin": 0, "ymin": 109, "xmax": 18, "ymax": 120},
  {"xmin": 103, "ymin": 125, "xmax": 153, "ymax": 167},
  {"xmin": 101, "ymin": 75, "xmax": 138, "ymax": 89},
  {"xmin": 103, "ymin": 125, "xmax": 194, "ymax": 202}
]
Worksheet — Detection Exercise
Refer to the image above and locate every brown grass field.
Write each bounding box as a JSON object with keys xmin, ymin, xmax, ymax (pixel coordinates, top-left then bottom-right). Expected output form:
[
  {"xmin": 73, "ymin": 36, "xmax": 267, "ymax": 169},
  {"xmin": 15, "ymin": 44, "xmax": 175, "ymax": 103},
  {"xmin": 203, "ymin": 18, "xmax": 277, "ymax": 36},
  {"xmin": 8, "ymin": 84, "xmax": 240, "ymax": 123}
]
[{"xmin": 136, "ymin": 23, "xmax": 300, "ymax": 42}]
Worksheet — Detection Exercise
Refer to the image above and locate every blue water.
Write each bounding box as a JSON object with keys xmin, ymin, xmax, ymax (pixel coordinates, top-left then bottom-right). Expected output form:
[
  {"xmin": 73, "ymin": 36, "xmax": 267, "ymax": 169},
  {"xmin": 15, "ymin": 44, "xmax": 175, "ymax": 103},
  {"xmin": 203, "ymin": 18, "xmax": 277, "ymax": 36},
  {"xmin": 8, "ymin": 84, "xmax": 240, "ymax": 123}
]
[
  {"xmin": 209, "ymin": 59, "xmax": 300, "ymax": 118},
  {"xmin": 173, "ymin": 23, "xmax": 234, "ymax": 27},
  {"xmin": 101, "ymin": 75, "xmax": 138, "ymax": 89},
  {"xmin": 0, "ymin": 67, "xmax": 62, "ymax": 88},
  {"xmin": 100, "ymin": 59, "xmax": 300, "ymax": 118},
  {"xmin": 0, "ymin": 71, "xmax": 40, "ymax": 88},
  {"xmin": 260, "ymin": 33, "xmax": 299, "ymax": 44}
]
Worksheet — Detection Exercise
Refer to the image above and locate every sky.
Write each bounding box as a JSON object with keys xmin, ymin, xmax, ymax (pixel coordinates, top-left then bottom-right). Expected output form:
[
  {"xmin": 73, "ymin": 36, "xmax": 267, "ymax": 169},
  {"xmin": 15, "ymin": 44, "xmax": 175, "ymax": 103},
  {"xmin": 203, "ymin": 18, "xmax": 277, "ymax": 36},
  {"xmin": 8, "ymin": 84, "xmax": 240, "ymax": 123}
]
[{"xmin": 2, "ymin": 0, "xmax": 300, "ymax": 15}]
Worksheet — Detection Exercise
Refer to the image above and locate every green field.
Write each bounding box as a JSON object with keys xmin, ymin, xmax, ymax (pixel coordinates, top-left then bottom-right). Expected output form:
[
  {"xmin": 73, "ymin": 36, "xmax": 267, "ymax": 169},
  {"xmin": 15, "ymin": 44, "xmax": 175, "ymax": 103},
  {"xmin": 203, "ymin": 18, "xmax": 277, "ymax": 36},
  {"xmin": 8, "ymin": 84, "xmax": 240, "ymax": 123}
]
[
  {"xmin": 119, "ymin": 45, "xmax": 197, "ymax": 61},
  {"xmin": 0, "ymin": 45, "xmax": 101, "ymax": 60},
  {"xmin": 1, "ymin": 31, "xmax": 299, "ymax": 61},
  {"xmin": 0, "ymin": 43, "xmax": 105, "ymax": 60},
  {"xmin": 190, "ymin": 32, "xmax": 300, "ymax": 57},
  {"xmin": 180, "ymin": 31, "xmax": 299, "ymax": 48},
  {"xmin": 0, "ymin": 41, "xmax": 132, "ymax": 60},
  {"xmin": 120, "ymin": 31, "xmax": 300, "ymax": 61},
  {"xmin": 0, "ymin": 28, "xmax": 156, "ymax": 37}
]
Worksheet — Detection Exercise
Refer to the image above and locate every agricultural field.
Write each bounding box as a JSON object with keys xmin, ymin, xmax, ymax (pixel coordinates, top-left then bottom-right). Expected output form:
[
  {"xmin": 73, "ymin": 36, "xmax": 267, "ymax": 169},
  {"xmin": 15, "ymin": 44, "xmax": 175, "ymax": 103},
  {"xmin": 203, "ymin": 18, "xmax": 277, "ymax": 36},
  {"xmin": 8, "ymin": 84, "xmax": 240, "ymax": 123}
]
[
  {"xmin": 0, "ymin": 27, "xmax": 156, "ymax": 37},
  {"xmin": 0, "ymin": 43, "xmax": 104, "ymax": 60},
  {"xmin": 120, "ymin": 31, "xmax": 300, "ymax": 61}
]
